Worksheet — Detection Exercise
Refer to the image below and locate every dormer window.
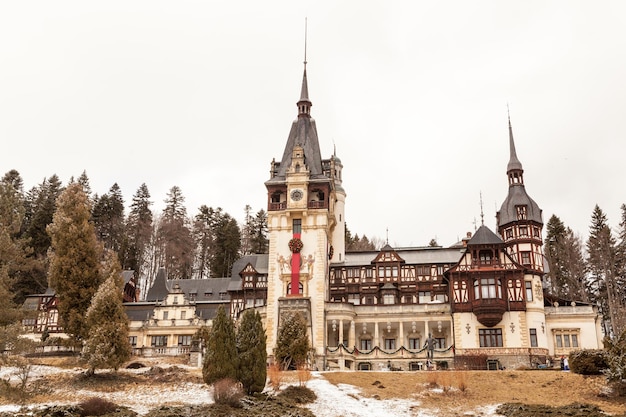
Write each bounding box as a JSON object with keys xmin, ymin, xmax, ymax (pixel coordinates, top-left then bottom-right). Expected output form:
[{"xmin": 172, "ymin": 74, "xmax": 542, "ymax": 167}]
[
  {"xmin": 479, "ymin": 250, "xmax": 492, "ymax": 265},
  {"xmin": 516, "ymin": 205, "xmax": 527, "ymax": 220}
]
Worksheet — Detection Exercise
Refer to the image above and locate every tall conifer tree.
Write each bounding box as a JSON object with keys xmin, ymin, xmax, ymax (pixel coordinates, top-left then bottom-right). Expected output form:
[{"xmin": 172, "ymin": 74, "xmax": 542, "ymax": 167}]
[
  {"xmin": 83, "ymin": 252, "xmax": 131, "ymax": 374},
  {"xmin": 202, "ymin": 305, "xmax": 238, "ymax": 385},
  {"xmin": 236, "ymin": 309, "xmax": 267, "ymax": 394},
  {"xmin": 47, "ymin": 183, "xmax": 103, "ymax": 343}
]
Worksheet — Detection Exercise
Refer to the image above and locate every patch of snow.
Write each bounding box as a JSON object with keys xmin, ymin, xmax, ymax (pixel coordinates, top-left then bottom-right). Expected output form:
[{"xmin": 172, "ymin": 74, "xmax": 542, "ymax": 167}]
[{"xmin": 305, "ymin": 372, "xmax": 435, "ymax": 417}]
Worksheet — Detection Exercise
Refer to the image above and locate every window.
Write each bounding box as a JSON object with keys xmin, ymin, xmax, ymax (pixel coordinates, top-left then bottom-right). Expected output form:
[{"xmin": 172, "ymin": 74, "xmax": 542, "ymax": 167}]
[
  {"xmin": 163, "ymin": 311, "xmax": 169, "ymax": 320},
  {"xmin": 521, "ymin": 252, "xmax": 531, "ymax": 265},
  {"xmin": 293, "ymin": 219, "xmax": 302, "ymax": 234},
  {"xmin": 360, "ymin": 339, "xmax": 372, "ymax": 351},
  {"xmin": 505, "ymin": 229, "xmax": 513, "ymax": 240},
  {"xmin": 516, "ymin": 205, "xmax": 527, "ymax": 220},
  {"xmin": 555, "ymin": 330, "xmax": 579, "ymax": 349},
  {"xmin": 181, "ymin": 311, "xmax": 186, "ymax": 320},
  {"xmin": 474, "ymin": 278, "xmax": 499, "ymax": 299},
  {"xmin": 347, "ymin": 293, "xmax": 360, "ymax": 305},
  {"xmin": 129, "ymin": 336, "xmax": 137, "ymax": 347},
  {"xmin": 151, "ymin": 335, "xmax": 168, "ymax": 347},
  {"xmin": 173, "ymin": 296, "xmax": 178, "ymax": 305},
  {"xmin": 409, "ymin": 338, "xmax": 420, "ymax": 350},
  {"xmin": 384, "ymin": 339, "xmax": 396, "ymax": 350},
  {"xmin": 383, "ymin": 294, "xmax": 395, "ymax": 305},
  {"xmin": 190, "ymin": 292, "xmax": 197, "ymax": 301},
  {"xmin": 435, "ymin": 338, "xmax": 446, "ymax": 349},
  {"xmin": 479, "ymin": 250, "xmax": 492, "ymax": 264},
  {"xmin": 530, "ymin": 329, "xmax": 538, "ymax": 347},
  {"xmin": 519, "ymin": 226, "xmax": 528, "ymax": 237},
  {"xmin": 178, "ymin": 335, "xmax": 192, "ymax": 346},
  {"xmin": 418, "ymin": 291, "xmax": 431, "ymax": 304},
  {"xmin": 525, "ymin": 281, "xmax": 533, "ymax": 301},
  {"xmin": 479, "ymin": 329, "xmax": 503, "ymax": 347},
  {"xmin": 246, "ymin": 298, "xmax": 254, "ymax": 308}
]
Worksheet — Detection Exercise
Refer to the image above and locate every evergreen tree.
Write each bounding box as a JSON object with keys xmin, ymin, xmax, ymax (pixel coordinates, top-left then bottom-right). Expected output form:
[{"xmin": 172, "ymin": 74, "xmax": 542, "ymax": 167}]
[
  {"xmin": 236, "ymin": 309, "xmax": 267, "ymax": 394},
  {"xmin": 47, "ymin": 183, "xmax": 103, "ymax": 343},
  {"xmin": 156, "ymin": 186, "xmax": 194, "ymax": 280},
  {"xmin": 250, "ymin": 209, "xmax": 268, "ymax": 254},
  {"xmin": 24, "ymin": 174, "xmax": 63, "ymax": 257},
  {"xmin": 83, "ymin": 252, "xmax": 131, "ymax": 374},
  {"xmin": 586, "ymin": 205, "xmax": 622, "ymax": 336},
  {"xmin": 125, "ymin": 183, "xmax": 153, "ymax": 293},
  {"xmin": 211, "ymin": 213, "xmax": 241, "ymax": 278},
  {"xmin": 202, "ymin": 305, "xmax": 238, "ymax": 385},
  {"xmin": 274, "ymin": 311, "xmax": 310, "ymax": 370},
  {"xmin": 545, "ymin": 215, "xmax": 569, "ymax": 297},
  {"xmin": 92, "ymin": 183, "xmax": 125, "ymax": 254},
  {"xmin": 0, "ymin": 174, "xmax": 39, "ymax": 306},
  {"xmin": 192, "ymin": 205, "xmax": 216, "ymax": 279}
]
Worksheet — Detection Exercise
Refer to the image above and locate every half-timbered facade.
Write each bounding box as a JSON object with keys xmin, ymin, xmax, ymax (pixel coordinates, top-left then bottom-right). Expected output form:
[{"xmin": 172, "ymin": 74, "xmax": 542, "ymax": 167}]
[{"xmin": 225, "ymin": 58, "xmax": 603, "ymax": 371}]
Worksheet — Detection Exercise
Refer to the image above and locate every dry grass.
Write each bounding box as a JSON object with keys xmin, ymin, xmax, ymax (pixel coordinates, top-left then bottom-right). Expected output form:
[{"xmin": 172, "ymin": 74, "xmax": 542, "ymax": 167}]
[
  {"xmin": 267, "ymin": 364, "xmax": 284, "ymax": 391},
  {"xmin": 321, "ymin": 370, "xmax": 626, "ymax": 416},
  {"xmin": 297, "ymin": 365, "xmax": 312, "ymax": 387}
]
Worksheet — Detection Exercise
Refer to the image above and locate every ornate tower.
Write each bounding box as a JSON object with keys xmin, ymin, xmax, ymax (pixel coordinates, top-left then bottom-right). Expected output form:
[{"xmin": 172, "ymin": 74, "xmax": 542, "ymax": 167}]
[
  {"xmin": 496, "ymin": 113, "xmax": 548, "ymax": 352},
  {"xmin": 264, "ymin": 60, "xmax": 346, "ymax": 366},
  {"xmin": 496, "ymin": 114, "xmax": 544, "ymax": 274}
]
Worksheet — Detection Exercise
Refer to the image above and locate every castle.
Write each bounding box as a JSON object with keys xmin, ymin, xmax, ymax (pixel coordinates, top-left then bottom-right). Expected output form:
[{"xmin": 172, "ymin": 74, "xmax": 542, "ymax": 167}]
[
  {"xmin": 23, "ymin": 58, "xmax": 604, "ymax": 371},
  {"xmin": 224, "ymin": 60, "xmax": 603, "ymax": 371}
]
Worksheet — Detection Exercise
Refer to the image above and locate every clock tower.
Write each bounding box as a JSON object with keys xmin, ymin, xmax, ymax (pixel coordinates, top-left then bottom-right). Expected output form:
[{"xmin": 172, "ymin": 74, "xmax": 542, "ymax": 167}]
[{"xmin": 264, "ymin": 61, "xmax": 346, "ymax": 368}]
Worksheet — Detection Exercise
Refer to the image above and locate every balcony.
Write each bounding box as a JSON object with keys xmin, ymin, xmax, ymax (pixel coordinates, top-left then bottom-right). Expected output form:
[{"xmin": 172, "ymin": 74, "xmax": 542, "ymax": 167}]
[{"xmin": 472, "ymin": 298, "xmax": 507, "ymax": 327}]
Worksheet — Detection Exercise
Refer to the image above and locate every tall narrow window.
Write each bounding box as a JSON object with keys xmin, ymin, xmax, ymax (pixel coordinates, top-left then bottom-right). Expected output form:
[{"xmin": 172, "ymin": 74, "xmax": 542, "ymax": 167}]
[
  {"xmin": 525, "ymin": 281, "xmax": 533, "ymax": 301},
  {"xmin": 384, "ymin": 339, "xmax": 396, "ymax": 350},
  {"xmin": 530, "ymin": 328, "xmax": 538, "ymax": 347},
  {"xmin": 293, "ymin": 219, "xmax": 302, "ymax": 234}
]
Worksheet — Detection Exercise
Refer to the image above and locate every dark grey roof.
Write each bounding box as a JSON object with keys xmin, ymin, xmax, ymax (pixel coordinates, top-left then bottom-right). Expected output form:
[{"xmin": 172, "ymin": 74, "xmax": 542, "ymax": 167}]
[
  {"xmin": 144, "ymin": 267, "xmax": 231, "ymax": 302},
  {"xmin": 228, "ymin": 254, "xmax": 269, "ymax": 292},
  {"xmin": 175, "ymin": 278, "xmax": 231, "ymax": 302},
  {"xmin": 507, "ymin": 119, "xmax": 523, "ymax": 172},
  {"xmin": 339, "ymin": 247, "xmax": 462, "ymax": 267},
  {"xmin": 145, "ymin": 267, "xmax": 169, "ymax": 301},
  {"xmin": 124, "ymin": 303, "xmax": 154, "ymax": 321},
  {"xmin": 468, "ymin": 225, "xmax": 504, "ymax": 246},
  {"xmin": 498, "ymin": 185, "xmax": 543, "ymax": 226},
  {"xmin": 266, "ymin": 69, "xmax": 327, "ymax": 183}
]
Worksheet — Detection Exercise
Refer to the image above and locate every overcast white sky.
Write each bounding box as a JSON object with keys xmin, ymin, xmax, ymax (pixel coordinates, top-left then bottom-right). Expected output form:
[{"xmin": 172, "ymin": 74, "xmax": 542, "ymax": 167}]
[{"xmin": 2, "ymin": 1, "xmax": 625, "ymax": 248}]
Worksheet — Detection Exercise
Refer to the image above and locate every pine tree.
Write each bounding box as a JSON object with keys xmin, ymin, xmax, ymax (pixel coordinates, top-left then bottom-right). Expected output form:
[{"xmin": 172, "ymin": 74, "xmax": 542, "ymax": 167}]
[
  {"xmin": 83, "ymin": 252, "xmax": 131, "ymax": 374},
  {"xmin": 156, "ymin": 186, "xmax": 194, "ymax": 280},
  {"xmin": 192, "ymin": 205, "xmax": 216, "ymax": 279},
  {"xmin": 125, "ymin": 183, "xmax": 153, "ymax": 294},
  {"xmin": 25, "ymin": 174, "xmax": 63, "ymax": 257},
  {"xmin": 202, "ymin": 305, "xmax": 238, "ymax": 385},
  {"xmin": 0, "ymin": 174, "xmax": 39, "ymax": 307},
  {"xmin": 47, "ymin": 183, "xmax": 103, "ymax": 343},
  {"xmin": 545, "ymin": 214, "xmax": 568, "ymax": 297},
  {"xmin": 211, "ymin": 213, "xmax": 241, "ymax": 278},
  {"xmin": 250, "ymin": 209, "xmax": 268, "ymax": 254},
  {"xmin": 274, "ymin": 311, "xmax": 310, "ymax": 370},
  {"xmin": 236, "ymin": 309, "xmax": 267, "ymax": 394},
  {"xmin": 586, "ymin": 205, "xmax": 621, "ymax": 336},
  {"xmin": 92, "ymin": 183, "xmax": 125, "ymax": 255}
]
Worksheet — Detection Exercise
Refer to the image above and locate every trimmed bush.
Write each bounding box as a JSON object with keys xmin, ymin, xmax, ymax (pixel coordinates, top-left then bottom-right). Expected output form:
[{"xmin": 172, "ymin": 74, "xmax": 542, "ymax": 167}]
[
  {"xmin": 277, "ymin": 385, "xmax": 317, "ymax": 404},
  {"xmin": 213, "ymin": 378, "xmax": 244, "ymax": 408},
  {"xmin": 569, "ymin": 349, "xmax": 608, "ymax": 375},
  {"xmin": 78, "ymin": 397, "xmax": 120, "ymax": 416}
]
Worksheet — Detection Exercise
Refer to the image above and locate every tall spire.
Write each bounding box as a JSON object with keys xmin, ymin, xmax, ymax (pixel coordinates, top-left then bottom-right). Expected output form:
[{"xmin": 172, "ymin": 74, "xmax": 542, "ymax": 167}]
[
  {"xmin": 507, "ymin": 106, "xmax": 523, "ymax": 174},
  {"xmin": 298, "ymin": 18, "xmax": 312, "ymax": 117}
]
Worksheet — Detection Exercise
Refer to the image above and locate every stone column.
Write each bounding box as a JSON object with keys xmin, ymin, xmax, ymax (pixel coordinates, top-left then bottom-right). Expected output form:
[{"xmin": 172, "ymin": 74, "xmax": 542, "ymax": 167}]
[
  {"xmin": 374, "ymin": 322, "xmax": 380, "ymax": 347},
  {"xmin": 339, "ymin": 319, "xmax": 344, "ymax": 346},
  {"xmin": 349, "ymin": 320, "xmax": 355, "ymax": 348},
  {"xmin": 399, "ymin": 321, "xmax": 404, "ymax": 348}
]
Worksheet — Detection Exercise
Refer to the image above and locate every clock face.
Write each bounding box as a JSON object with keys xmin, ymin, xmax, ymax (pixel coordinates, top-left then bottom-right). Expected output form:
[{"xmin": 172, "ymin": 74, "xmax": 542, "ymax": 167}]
[{"xmin": 290, "ymin": 189, "xmax": 303, "ymax": 201}]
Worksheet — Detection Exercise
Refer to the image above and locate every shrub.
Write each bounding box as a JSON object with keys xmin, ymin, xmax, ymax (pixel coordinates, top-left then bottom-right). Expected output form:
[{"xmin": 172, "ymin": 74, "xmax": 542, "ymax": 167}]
[
  {"xmin": 277, "ymin": 385, "xmax": 317, "ymax": 404},
  {"xmin": 78, "ymin": 397, "xmax": 120, "ymax": 416},
  {"xmin": 213, "ymin": 378, "xmax": 244, "ymax": 408},
  {"xmin": 569, "ymin": 349, "xmax": 608, "ymax": 375},
  {"xmin": 603, "ymin": 330, "xmax": 626, "ymax": 394}
]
